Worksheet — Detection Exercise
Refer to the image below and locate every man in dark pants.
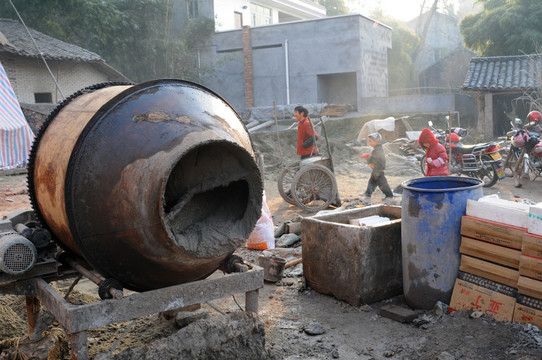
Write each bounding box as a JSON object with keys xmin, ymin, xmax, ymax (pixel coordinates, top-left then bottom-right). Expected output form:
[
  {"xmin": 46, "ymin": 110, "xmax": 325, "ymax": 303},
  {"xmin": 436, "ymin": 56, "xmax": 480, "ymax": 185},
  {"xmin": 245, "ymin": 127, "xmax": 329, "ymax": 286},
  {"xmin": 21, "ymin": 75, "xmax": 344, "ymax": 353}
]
[{"xmin": 362, "ymin": 133, "xmax": 394, "ymax": 201}]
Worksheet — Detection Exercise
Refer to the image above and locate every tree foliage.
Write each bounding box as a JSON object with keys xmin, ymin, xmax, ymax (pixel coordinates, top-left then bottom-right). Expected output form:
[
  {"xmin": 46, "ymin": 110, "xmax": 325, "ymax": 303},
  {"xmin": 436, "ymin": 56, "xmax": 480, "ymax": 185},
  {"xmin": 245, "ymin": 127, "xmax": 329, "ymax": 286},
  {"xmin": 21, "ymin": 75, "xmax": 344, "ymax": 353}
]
[
  {"xmin": 460, "ymin": 0, "xmax": 542, "ymax": 56},
  {"xmin": 317, "ymin": 0, "xmax": 349, "ymax": 16},
  {"xmin": 368, "ymin": 14, "xmax": 420, "ymax": 93},
  {"xmin": 0, "ymin": 0, "xmax": 214, "ymax": 82}
]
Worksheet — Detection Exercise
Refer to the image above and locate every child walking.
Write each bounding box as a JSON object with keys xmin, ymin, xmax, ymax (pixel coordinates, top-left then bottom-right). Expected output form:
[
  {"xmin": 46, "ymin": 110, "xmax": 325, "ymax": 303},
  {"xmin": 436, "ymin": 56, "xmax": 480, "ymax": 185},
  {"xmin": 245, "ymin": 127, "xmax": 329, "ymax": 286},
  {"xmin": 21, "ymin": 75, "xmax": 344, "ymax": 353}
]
[{"xmin": 362, "ymin": 133, "xmax": 394, "ymax": 200}]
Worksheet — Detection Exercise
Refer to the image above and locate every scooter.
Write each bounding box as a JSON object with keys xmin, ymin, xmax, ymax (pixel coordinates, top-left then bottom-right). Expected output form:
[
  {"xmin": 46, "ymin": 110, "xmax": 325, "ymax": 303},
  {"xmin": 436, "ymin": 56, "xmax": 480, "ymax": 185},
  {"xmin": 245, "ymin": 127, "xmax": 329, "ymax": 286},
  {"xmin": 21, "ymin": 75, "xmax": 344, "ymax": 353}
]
[{"xmin": 420, "ymin": 121, "xmax": 505, "ymax": 187}]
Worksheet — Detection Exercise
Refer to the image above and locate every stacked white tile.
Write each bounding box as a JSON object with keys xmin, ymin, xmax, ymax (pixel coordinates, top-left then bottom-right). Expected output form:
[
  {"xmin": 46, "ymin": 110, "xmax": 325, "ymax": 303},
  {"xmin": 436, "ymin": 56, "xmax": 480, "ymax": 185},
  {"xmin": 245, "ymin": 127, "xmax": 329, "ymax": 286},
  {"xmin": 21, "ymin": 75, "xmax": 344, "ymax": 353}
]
[
  {"xmin": 528, "ymin": 204, "xmax": 542, "ymax": 236},
  {"xmin": 466, "ymin": 196, "xmax": 530, "ymax": 228}
]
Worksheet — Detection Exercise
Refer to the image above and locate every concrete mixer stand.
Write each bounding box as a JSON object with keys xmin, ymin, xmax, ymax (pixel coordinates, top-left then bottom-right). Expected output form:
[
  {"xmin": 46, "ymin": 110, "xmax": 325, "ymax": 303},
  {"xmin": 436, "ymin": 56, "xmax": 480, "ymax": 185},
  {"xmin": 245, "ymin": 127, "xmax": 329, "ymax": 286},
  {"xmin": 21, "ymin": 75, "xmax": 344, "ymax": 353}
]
[{"xmin": 1, "ymin": 264, "xmax": 263, "ymax": 359}]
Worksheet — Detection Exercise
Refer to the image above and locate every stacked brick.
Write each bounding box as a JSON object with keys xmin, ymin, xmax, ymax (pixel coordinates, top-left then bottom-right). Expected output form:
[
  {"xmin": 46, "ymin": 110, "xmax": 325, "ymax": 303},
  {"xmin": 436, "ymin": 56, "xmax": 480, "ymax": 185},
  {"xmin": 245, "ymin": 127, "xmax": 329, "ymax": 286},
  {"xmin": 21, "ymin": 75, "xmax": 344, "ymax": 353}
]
[{"xmin": 449, "ymin": 197, "xmax": 542, "ymax": 327}]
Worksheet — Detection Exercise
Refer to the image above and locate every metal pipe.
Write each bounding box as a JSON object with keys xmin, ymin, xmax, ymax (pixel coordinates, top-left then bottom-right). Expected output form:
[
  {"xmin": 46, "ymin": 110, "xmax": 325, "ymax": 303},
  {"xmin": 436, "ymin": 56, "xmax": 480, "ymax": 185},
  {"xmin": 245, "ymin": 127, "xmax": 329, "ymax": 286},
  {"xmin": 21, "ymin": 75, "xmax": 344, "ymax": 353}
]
[{"xmin": 285, "ymin": 39, "xmax": 290, "ymax": 104}]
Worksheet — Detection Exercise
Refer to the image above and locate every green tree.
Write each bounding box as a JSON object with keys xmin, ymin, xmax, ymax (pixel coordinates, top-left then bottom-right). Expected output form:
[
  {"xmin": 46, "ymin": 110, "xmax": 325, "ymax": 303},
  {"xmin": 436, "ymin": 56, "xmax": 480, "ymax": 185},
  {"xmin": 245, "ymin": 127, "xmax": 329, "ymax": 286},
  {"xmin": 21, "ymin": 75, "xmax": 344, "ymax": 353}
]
[
  {"xmin": 460, "ymin": 0, "xmax": 542, "ymax": 56},
  {"xmin": 0, "ymin": 0, "xmax": 214, "ymax": 82},
  {"xmin": 368, "ymin": 14, "xmax": 420, "ymax": 94},
  {"xmin": 318, "ymin": 0, "xmax": 349, "ymax": 16},
  {"xmin": 388, "ymin": 22, "xmax": 420, "ymax": 93}
]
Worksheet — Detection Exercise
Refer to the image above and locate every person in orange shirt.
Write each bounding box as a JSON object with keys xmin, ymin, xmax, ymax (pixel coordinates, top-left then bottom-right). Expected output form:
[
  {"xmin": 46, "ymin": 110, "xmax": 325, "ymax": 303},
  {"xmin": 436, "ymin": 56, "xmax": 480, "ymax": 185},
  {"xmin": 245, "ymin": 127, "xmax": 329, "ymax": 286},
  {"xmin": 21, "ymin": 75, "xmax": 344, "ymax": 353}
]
[{"xmin": 294, "ymin": 106, "xmax": 319, "ymax": 159}]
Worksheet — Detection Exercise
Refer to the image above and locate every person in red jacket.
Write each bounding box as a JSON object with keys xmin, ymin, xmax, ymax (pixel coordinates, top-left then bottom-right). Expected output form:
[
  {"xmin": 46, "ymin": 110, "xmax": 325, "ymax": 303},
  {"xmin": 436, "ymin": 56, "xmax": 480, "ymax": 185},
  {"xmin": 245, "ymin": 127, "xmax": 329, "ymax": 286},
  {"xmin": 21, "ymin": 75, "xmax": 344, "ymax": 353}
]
[
  {"xmin": 294, "ymin": 106, "xmax": 319, "ymax": 159},
  {"xmin": 418, "ymin": 128, "xmax": 449, "ymax": 176}
]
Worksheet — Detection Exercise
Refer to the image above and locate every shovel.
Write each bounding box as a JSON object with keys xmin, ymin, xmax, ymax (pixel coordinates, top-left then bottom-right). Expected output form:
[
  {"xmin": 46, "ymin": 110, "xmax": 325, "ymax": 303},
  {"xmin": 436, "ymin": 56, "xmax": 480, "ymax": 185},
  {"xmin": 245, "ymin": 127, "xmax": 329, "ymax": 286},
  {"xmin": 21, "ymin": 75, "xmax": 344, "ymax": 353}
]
[{"xmin": 258, "ymin": 256, "xmax": 302, "ymax": 282}]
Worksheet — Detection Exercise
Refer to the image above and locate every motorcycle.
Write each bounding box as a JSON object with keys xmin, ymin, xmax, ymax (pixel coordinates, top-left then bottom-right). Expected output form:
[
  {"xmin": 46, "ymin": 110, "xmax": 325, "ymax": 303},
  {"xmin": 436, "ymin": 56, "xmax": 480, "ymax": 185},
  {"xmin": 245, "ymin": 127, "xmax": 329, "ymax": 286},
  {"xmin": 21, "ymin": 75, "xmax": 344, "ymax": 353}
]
[
  {"xmin": 419, "ymin": 121, "xmax": 505, "ymax": 187},
  {"xmin": 503, "ymin": 111, "xmax": 542, "ymax": 184}
]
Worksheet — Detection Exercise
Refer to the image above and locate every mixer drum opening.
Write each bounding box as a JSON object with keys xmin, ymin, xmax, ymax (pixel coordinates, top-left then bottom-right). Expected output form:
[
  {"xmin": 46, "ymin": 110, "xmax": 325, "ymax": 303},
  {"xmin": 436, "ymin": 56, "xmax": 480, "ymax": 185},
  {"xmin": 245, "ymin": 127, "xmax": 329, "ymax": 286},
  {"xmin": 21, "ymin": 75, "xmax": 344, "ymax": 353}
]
[{"xmin": 164, "ymin": 142, "xmax": 253, "ymax": 259}]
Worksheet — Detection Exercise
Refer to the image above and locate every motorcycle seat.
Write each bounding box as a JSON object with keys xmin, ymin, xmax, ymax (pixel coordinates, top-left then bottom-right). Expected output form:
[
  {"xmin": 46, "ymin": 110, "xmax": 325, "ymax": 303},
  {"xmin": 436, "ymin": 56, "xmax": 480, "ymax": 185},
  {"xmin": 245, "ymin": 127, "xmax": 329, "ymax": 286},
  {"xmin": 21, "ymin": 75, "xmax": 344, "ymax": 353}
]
[{"xmin": 451, "ymin": 145, "xmax": 477, "ymax": 154}]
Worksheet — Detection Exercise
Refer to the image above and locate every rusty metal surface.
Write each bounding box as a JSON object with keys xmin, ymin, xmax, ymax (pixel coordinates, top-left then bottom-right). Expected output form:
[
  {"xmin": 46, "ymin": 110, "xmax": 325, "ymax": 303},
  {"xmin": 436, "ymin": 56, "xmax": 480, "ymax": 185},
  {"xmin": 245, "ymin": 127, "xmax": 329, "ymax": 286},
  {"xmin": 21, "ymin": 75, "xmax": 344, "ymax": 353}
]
[
  {"xmin": 30, "ymin": 79, "xmax": 262, "ymax": 291},
  {"xmin": 31, "ymin": 85, "xmax": 131, "ymax": 254}
]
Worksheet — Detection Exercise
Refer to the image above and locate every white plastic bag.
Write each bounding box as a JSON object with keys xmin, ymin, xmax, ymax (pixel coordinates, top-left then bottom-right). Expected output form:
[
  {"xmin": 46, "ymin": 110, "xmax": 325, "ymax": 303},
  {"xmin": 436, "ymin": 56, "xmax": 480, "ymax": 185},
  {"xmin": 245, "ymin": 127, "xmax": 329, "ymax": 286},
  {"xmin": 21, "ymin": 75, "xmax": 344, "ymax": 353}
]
[{"xmin": 247, "ymin": 191, "xmax": 275, "ymax": 250}]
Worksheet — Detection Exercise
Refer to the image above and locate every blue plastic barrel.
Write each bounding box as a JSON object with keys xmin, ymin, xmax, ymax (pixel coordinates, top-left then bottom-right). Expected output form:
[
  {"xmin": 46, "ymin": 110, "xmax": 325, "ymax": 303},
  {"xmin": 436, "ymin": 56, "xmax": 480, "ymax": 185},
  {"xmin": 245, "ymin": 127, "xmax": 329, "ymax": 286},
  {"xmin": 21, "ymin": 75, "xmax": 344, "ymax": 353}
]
[{"xmin": 401, "ymin": 176, "xmax": 483, "ymax": 309}]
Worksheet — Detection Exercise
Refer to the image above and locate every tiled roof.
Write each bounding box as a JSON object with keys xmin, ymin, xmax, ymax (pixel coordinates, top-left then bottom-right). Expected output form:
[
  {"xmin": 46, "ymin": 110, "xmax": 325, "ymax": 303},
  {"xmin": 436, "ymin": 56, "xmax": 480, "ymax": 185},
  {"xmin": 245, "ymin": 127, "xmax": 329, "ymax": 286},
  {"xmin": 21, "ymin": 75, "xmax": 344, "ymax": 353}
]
[
  {"xmin": 0, "ymin": 18, "xmax": 102, "ymax": 62},
  {"xmin": 462, "ymin": 55, "xmax": 542, "ymax": 91}
]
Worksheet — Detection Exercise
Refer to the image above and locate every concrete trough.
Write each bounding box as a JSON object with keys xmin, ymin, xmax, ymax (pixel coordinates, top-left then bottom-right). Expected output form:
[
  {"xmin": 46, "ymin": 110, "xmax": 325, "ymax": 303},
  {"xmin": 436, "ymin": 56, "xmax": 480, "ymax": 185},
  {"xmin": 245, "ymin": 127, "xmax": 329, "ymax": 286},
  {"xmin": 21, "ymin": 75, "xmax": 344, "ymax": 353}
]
[{"xmin": 301, "ymin": 205, "xmax": 402, "ymax": 306}]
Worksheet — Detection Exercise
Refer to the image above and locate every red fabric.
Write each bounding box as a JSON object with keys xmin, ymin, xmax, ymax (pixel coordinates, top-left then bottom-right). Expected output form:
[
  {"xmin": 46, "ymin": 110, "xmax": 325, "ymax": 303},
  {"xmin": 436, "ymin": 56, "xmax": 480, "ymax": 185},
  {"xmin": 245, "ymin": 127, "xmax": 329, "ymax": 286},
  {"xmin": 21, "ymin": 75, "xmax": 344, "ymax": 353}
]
[
  {"xmin": 446, "ymin": 133, "xmax": 460, "ymax": 143},
  {"xmin": 418, "ymin": 128, "xmax": 439, "ymax": 147},
  {"xmin": 296, "ymin": 117, "xmax": 319, "ymax": 156},
  {"xmin": 425, "ymin": 142, "xmax": 449, "ymax": 176}
]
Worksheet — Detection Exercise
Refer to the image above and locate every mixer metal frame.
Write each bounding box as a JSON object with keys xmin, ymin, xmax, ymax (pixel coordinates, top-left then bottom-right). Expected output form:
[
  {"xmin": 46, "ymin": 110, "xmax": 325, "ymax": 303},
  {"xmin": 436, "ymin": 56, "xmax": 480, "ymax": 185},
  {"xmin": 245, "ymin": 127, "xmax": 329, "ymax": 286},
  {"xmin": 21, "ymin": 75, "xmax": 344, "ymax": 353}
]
[{"xmin": 0, "ymin": 266, "xmax": 263, "ymax": 360}]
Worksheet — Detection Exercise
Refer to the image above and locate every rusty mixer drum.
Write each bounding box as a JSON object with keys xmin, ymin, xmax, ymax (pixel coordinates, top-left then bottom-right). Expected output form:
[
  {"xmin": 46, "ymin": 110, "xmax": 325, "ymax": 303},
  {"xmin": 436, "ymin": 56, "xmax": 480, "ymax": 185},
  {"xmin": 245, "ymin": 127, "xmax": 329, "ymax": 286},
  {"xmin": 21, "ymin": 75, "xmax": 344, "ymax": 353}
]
[{"xmin": 28, "ymin": 80, "xmax": 263, "ymax": 291}]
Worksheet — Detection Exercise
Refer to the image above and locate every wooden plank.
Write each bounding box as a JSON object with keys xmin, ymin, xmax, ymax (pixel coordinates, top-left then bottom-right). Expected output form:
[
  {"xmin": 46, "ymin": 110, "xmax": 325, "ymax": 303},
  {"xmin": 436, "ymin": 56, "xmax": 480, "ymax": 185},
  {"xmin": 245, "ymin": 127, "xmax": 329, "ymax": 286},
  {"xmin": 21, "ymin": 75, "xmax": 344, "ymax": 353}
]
[
  {"xmin": 522, "ymin": 232, "xmax": 542, "ymax": 258},
  {"xmin": 320, "ymin": 105, "xmax": 348, "ymax": 117},
  {"xmin": 460, "ymin": 236, "xmax": 520, "ymax": 269},
  {"xmin": 35, "ymin": 268, "xmax": 263, "ymax": 333},
  {"xmin": 519, "ymin": 255, "xmax": 542, "ymax": 281},
  {"xmin": 249, "ymin": 120, "xmax": 274, "ymax": 132},
  {"xmin": 459, "ymin": 254, "xmax": 519, "ymax": 288},
  {"xmin": 517, "ymin": 276, "xmax": 542, "ymax": 299},
  {"xmin": 461, "ymin": 216, "xmax": 525, "ymax": 250}
]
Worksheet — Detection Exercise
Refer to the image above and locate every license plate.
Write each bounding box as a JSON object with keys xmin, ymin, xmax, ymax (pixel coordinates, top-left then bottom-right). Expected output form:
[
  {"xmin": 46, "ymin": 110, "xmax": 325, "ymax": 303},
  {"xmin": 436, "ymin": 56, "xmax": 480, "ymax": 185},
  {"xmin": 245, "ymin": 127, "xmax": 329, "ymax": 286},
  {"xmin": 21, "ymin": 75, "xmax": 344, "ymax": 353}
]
[{"xmin": 491, "ymin": 152, "xmax": 502, "ymax": 160}]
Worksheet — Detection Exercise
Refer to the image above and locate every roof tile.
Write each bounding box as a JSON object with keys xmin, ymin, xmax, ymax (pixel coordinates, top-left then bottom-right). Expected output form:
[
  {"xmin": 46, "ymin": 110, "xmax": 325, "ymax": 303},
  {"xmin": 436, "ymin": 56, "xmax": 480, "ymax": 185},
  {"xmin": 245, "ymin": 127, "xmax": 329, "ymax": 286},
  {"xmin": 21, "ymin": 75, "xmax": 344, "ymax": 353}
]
[
  {"xmin": 462, "ymin": 54, "xmax": 542, "ymax": 91},
  {"xmin": 0, "ymin": 18, "xmax": 102, "ymax": 62}
]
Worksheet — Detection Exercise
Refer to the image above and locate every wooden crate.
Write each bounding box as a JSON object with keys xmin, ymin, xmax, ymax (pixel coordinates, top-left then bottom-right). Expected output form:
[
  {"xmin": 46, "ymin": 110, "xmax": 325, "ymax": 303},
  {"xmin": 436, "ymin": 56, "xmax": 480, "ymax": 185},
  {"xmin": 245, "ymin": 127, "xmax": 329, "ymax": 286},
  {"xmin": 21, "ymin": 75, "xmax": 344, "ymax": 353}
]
[
  {"xmin": 459, "ymin": 254, "xmax": 519, "ymax": 288},
  {"xmin": 522, "ymin": 232, "xmax": 542, "ymax": 259},
  {"xmin": 519, "ymin": 255, "xmax": 542, "ymax": 281},
  {"xmin": 517, "ymin": 276, "xmax": 542, "ymax": 300},
  {"xmin": 459, "ymin": 236, "xmax": 520, "ymax": 269},
  {"xmin": 461, "ymin": 216, "xmax": 525, "ymax": 250}
]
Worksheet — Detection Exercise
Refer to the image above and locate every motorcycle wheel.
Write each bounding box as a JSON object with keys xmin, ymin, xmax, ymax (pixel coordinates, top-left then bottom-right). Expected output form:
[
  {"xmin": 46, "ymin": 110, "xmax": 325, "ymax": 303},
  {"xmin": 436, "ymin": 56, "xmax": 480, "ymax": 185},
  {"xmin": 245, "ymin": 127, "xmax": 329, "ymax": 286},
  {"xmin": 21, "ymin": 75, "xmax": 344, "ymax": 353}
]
[
  {"xmin": 419, "ymin": 154, "xmax": 427, "ymax": 175},
  {"xmin": 478, "ymin": 155, "xmax": 499, "ymax": 187},
  {"xmin": 502, "ymin": 147, "xmax": 519, "ymax": 177}
]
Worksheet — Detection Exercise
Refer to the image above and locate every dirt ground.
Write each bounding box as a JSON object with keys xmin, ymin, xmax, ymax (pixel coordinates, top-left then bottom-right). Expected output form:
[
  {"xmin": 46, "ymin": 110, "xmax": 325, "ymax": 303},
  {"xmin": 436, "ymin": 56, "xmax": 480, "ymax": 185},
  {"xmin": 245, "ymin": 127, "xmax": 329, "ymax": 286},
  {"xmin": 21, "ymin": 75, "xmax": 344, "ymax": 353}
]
[{"xmin": 1, "ymin": 118, "xmax": 542, "ymax": 359}]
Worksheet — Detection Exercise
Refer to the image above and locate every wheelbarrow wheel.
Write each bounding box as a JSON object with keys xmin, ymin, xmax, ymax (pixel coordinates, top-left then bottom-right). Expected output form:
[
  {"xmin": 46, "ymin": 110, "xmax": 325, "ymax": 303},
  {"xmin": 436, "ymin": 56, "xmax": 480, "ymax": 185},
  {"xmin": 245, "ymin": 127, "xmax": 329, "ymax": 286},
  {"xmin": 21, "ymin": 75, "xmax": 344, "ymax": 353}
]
[
  {"xmin": 277, "ymin": 161, "xmax": 300, "ymax": 205},
  {"xmin": 291, "ymin": 164, "xmax": 337, "ymax": 213}
]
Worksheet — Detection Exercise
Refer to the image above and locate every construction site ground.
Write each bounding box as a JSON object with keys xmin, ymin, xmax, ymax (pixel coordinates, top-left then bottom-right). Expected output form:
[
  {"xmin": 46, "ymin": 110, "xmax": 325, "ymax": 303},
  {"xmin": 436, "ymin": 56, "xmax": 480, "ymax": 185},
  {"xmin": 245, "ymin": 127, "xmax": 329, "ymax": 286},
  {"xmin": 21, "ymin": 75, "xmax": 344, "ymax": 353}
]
[{"xmin": 1, "ymin": 118, "xmax": 542, "ymax": 359}]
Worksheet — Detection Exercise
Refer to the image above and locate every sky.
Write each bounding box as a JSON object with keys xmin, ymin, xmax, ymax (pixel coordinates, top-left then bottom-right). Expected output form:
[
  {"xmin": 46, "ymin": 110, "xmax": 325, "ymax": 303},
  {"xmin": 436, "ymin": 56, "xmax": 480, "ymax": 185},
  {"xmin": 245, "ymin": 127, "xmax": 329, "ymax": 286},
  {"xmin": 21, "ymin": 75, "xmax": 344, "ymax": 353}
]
[{"xmin": 346, "ymin": 0, "xmax": 463, "ymax": 22}]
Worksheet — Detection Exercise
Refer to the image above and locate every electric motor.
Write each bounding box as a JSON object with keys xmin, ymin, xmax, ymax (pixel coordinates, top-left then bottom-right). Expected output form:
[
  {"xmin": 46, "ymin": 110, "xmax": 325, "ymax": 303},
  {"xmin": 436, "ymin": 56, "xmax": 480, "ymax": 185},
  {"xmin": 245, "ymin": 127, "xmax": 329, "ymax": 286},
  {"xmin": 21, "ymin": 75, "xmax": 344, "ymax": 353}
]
[{"xmin": 0, "ymin": 232, "xmax": 37, "ymax": 275}]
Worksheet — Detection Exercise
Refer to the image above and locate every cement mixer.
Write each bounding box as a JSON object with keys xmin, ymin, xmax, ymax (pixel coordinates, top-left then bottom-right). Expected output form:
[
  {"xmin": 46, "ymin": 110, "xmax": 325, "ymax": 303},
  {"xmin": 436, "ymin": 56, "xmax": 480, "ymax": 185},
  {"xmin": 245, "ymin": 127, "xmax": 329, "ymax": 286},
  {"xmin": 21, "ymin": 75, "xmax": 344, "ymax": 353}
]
[{"xmin": 27, "ymin": 79, "xmax": 263, "ymax": 293}]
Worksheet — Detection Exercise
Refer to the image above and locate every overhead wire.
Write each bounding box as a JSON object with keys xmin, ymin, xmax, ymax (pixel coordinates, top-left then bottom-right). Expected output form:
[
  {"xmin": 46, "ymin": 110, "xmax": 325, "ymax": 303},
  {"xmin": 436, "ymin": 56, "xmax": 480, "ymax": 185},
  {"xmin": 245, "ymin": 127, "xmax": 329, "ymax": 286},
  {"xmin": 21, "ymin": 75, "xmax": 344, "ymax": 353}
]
[{"xmin": 7, "ymin": 0, "xmax": 66, "ymax": 100}]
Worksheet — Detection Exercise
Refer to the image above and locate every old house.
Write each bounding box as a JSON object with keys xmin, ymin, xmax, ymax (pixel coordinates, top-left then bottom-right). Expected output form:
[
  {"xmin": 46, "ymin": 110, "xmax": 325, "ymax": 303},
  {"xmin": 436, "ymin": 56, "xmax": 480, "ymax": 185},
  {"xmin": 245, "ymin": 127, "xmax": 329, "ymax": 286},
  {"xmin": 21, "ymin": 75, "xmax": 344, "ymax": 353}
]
[
  {"xmin": 462, "ymin": 54, "xmax": 542, "ymax": 139},
  {"xmin": 406, "ymin": 11, "xmax": 474, "ymax": 91},
  {"xmin": 0, "ymin": 18, "xmax": 129, "ymax": 131}
]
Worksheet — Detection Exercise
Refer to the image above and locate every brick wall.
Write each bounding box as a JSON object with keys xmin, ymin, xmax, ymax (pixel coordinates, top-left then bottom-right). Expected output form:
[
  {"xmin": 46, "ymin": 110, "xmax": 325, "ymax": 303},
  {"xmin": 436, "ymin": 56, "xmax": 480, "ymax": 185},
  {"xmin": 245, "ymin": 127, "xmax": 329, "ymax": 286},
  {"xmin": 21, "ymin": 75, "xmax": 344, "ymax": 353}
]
[
  {"xmin": 242, "ymin": 26, "xmax": 254, "ymax": 109},
  {"xmin": 1, "ymin": 55, "xmax": 109, "ymax": 104}
]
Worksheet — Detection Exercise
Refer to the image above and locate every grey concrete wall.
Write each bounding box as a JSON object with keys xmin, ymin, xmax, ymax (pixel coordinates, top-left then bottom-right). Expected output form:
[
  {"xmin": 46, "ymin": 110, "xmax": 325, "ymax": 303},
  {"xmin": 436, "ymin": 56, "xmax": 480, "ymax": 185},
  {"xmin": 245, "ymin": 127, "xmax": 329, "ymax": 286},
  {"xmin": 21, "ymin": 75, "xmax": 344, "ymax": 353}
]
[
  {"xmin": 360, "ymin": 94, "xmax": 457, "ymax": 115},
  {"xmin": 199, "ymin": 14, "xmax": 392, "ymax": 113}
]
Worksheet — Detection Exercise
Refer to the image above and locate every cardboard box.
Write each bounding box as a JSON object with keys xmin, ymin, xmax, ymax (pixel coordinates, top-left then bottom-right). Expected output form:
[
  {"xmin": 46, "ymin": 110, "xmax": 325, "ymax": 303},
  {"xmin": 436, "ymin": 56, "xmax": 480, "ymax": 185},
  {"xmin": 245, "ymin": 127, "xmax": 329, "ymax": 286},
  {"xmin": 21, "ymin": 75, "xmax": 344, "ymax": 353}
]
[
  {"xmin": 528, "ymin": 204, "xmax": 542, "ymax": 236},
  {"xmin": 449, "ymin": 271, "xmax": 517, "ymax": 322},
  {"xmin": 519, "ymin": 255, "xmax": 542, "ymax": 281},
  {"xmin": 513, "ymin": 294, "xmax": 542, "ymax": 328},
  {"xmin": 523, "ymin": 232, "xmax": 542, "ymax": 258},
  {"xmin": 459, "ymin": 255, "xmax": 519, "ymax": 288},
  {"xmin": 466, "ymin": 197, "xmax": 529, "ymax": 228},
  {"xmin": 517, "ymin": 276, "xmax": 542, "ymax": 300},
  {"xmin": 461, "ymin": 216, "xmax": 525, "ymax": 250},
  {"xmin": 460, "ymin": 236, "xmax": 520, "ymax": 269}
]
